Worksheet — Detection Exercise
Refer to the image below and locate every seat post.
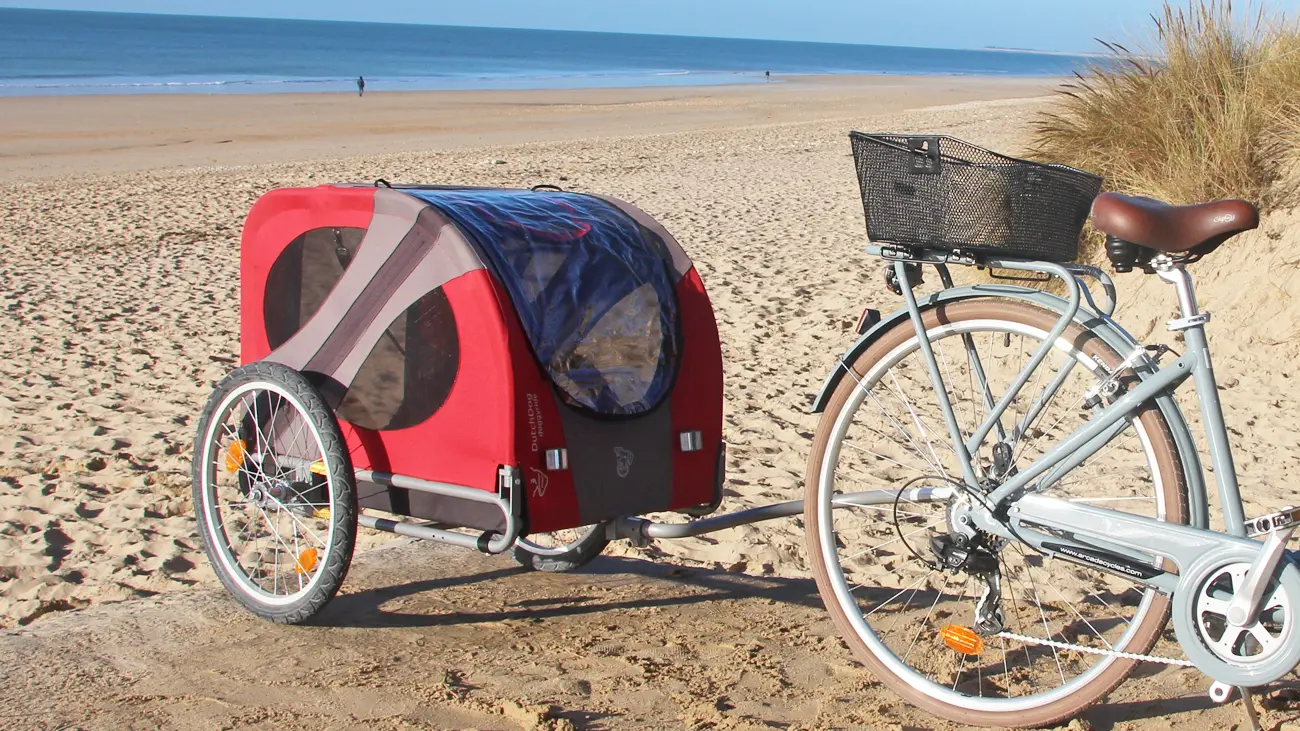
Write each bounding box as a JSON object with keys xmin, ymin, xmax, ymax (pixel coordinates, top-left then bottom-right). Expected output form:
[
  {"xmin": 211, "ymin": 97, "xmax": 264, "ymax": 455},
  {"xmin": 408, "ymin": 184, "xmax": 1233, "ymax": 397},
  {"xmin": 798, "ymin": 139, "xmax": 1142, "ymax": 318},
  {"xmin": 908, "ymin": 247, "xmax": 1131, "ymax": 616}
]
[
  {"xmin": 1153, "ymin": 255, "xmax": 1208, "ymax": 330},
  {"xmin": 1153, "ymin": 254, "xmax": 1248, "ymax": 536}
]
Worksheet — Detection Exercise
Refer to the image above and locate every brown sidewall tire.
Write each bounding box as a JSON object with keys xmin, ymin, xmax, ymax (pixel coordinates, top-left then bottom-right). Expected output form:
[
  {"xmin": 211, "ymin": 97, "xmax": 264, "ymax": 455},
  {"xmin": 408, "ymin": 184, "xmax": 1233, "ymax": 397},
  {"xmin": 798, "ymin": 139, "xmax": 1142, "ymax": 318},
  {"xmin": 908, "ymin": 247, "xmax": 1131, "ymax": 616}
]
[{"xmin": 805, "ymin": 299, "xmax": 1187, "ymax": 728}]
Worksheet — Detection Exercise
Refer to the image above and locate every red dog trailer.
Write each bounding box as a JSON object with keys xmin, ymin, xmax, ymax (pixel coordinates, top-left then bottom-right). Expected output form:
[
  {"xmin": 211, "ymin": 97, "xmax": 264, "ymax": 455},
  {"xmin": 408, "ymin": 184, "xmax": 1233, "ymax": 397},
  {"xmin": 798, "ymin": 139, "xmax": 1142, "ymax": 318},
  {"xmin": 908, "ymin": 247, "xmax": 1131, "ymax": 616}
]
[{"xmin": 194, "ymin": 183, "xmax": 724, "ymax": 622}]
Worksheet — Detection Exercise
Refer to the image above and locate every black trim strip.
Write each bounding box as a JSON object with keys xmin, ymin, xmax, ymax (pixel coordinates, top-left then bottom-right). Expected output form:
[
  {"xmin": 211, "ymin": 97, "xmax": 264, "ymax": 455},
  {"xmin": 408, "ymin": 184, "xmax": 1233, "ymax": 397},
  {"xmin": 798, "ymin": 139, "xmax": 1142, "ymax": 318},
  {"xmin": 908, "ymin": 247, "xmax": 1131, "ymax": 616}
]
[{"xmin": 1041, "ymin": 542, "xmax": 1165, "ymax": 580}]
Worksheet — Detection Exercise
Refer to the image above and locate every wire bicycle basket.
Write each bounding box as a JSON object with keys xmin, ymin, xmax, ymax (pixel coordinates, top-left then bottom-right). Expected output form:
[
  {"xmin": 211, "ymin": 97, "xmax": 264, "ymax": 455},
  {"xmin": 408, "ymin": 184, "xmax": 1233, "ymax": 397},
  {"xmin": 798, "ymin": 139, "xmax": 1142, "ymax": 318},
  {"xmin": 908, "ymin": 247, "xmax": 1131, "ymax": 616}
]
[{"xmin": 849, "ymin": 133, "xmax": 1103, "ymax": 262}]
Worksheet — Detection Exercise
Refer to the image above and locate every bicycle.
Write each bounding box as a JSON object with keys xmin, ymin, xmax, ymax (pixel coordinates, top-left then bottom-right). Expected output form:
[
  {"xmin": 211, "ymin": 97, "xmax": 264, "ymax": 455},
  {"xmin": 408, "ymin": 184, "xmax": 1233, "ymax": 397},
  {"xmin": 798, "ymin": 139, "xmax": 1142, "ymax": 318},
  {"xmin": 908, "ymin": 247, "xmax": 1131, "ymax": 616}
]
[{"xmin": 803, "ymin": 133, "xmax": 1298, "ymax": 728}]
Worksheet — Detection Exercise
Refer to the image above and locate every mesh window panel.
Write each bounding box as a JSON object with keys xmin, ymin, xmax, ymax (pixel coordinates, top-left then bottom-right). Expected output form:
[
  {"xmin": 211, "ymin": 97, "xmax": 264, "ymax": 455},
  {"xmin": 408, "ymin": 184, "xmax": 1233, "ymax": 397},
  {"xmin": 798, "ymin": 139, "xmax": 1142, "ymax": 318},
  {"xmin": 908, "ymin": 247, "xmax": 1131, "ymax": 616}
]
[
  {"xmin": 263, "ymin": 227, "xmax": 366, "ymax": 349},
  {"xmin": 549, "ymin": 282, "xmax": 666, "ymax": 412},
  {"xmin": 336, "ymin": 287, "xmax": 460, "ymax": 432},
  {"xmin": 849, "ymin": 133, "xmax": 1102, "ymax": 262},
  {"xmin": 406, "ymin": 189, "xmax": 681, "ymax": 417}
]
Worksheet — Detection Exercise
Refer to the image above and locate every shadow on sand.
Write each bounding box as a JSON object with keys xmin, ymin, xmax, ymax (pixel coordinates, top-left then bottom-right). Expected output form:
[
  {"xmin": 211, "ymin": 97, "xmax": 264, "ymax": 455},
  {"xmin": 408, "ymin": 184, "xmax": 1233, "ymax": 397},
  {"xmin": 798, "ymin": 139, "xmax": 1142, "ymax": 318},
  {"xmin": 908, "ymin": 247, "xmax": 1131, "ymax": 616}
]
[
  {"xmin": 307, "ymin": 545, "xmax": 1300, "ymax": 730},
  {"xmin": 313, "ymin": 553, "xmax": 827, "ymax": 629}
]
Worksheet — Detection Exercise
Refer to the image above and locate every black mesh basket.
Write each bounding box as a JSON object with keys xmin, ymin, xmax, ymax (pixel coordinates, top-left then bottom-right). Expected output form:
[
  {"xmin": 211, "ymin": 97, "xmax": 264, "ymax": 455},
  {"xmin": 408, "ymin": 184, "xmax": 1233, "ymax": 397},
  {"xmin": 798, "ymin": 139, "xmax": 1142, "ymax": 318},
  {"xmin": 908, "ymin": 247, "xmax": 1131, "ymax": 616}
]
[{"xmin": 850, "ymin": 133, "xmax": 1103, "ymax": 262}]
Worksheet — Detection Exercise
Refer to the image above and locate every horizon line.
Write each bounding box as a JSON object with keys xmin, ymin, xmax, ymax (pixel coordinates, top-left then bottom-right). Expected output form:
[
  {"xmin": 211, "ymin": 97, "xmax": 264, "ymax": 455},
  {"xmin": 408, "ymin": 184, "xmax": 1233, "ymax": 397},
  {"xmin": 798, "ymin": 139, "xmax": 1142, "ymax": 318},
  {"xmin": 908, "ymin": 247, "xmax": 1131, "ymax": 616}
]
[{"xmin": 0, "ymin": 5, "xmax": 1107, "ymax": 56}]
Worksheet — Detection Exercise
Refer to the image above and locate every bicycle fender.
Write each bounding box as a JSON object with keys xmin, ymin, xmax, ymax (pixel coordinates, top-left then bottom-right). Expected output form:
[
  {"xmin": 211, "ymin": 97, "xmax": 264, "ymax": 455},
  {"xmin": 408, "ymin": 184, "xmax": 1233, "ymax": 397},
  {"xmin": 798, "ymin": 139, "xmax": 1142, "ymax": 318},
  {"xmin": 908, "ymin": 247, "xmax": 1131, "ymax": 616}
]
[
  {"xmin": 810, "ymin": 284, "xmax": 1066, "ymax": 413},
  {"xmin": 808, "ymin": 283, "xmax": 1209, "ymax": 528}
]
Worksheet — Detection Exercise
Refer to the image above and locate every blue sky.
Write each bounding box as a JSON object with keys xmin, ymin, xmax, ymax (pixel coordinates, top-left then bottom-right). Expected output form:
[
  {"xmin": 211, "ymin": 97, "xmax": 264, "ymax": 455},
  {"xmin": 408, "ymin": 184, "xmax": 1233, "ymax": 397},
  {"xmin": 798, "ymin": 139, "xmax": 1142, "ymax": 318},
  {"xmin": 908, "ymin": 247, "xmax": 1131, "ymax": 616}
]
[{"xmin": 3, "ymin": 0, "xmax": 1298, "ymax": 52}]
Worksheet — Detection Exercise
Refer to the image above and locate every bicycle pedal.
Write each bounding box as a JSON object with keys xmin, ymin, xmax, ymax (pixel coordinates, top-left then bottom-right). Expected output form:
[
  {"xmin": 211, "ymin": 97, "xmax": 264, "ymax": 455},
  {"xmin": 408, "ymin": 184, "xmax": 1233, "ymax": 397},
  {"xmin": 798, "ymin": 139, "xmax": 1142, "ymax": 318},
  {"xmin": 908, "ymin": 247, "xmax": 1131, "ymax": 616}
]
[{"xmin": 1246, "ymin": 506, "xmax": 1299, "ymax": 537}]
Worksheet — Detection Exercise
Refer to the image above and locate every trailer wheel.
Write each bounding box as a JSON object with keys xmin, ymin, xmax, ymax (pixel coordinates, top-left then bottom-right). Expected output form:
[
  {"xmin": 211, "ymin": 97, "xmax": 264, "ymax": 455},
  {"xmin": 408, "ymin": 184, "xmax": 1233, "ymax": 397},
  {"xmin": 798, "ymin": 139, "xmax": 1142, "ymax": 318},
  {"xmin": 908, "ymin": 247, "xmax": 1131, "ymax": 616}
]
[
  {"xmin": 192, "ymin": 362, "xmax": 357, "ymax": 624},
  {"xmin": 512, "ymin": 524, "xmax": 608, "ymax": 572}
]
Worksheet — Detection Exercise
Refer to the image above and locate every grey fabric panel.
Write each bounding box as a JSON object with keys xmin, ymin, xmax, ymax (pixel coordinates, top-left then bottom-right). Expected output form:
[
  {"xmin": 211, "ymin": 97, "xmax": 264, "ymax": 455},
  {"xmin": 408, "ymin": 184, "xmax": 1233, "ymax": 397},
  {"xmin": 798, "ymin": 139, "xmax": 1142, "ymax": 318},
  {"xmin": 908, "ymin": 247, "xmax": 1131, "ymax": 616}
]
[
  {"xmin": 356, "ymin": 480, "xmax": 506, "ymax": 532},
  {"xmin": 590, "ymin": 194, "xmax": 693, "ymax": 282},
  {"xmin": 557, "ymin": 404, "xmax": 674, "ymax": 525},
  {"xmin": 356, "ymin": 478, "xmax": 410, "ymax": 515},
  {"xmin": 268, "ymin": 190, "xmax": 429, "ymax": 371},
  {"xmin": 304, "ymin": 206, "xmax": 443, "ymax": 378},
  {"xmin": 330, "ymin": 220, "xmax": 485, "ymax": 388}
]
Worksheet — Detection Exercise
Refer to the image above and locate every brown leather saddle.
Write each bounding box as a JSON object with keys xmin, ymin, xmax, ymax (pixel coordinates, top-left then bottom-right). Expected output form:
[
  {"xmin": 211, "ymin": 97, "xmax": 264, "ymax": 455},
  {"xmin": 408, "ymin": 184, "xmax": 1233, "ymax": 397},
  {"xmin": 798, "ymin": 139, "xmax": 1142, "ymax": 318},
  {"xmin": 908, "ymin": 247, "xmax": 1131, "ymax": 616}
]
[{"xmin": 1090, "ymin": 192, "xmax": 1259, "ymax": 258}]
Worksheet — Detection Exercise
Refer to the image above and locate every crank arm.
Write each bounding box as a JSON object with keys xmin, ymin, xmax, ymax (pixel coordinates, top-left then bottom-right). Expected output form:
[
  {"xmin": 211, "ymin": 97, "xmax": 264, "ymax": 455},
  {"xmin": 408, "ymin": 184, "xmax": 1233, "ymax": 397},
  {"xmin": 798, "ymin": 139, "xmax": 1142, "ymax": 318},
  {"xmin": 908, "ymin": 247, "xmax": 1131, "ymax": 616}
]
[
  {"xmin": 1208, "ymin": 682, "xmax": 1263, "ymax": 731},
  {"xmin": 1227, "ymin": 506, "xmax": 1299, "ymax": 626}
]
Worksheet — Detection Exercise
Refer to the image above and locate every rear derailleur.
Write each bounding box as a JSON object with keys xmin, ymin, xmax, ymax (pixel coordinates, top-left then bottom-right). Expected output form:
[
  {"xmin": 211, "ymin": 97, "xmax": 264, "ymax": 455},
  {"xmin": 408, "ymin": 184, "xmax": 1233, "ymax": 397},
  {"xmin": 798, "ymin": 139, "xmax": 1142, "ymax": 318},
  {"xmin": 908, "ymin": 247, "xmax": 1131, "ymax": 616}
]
[{"xmin": 930, "ymin": 533, "xmax": 1006, "ymax": 636}]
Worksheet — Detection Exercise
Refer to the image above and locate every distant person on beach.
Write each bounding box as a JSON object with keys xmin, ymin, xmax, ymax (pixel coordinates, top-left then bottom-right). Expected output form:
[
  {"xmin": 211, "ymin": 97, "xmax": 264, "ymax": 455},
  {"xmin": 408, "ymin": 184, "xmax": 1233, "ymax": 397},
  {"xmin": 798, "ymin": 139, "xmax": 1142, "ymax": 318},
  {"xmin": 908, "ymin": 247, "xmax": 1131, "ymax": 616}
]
[
  {"xmin": 765, "ymin": 70, "xmax": 770, "ymax": 81},
  {"xmin": 357, "ymin": 76, "xmax": 365, "ymax": 96}
]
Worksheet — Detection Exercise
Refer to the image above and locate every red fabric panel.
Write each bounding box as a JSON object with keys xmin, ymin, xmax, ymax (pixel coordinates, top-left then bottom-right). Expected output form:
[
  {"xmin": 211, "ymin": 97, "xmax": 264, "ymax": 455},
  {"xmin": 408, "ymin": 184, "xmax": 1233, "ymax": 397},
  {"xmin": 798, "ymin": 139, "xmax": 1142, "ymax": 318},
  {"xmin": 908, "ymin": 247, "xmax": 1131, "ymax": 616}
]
[
  {"xmin": 237, "ymin": 185, "xmax": 723, "ymax": 529},
  {"xmin": 496, "ymin": 275, "xmax": 582, "ymax": 534},
  {"xmin": 338, "ymin": 269, "xmax": 514, "ymax": 493},
  {"xmin": 669, "ymin": 267, "xmax": 725, "ymax": 508},
  {"xmin": 240, "ymin": 186, "xmax": 375, "ymax": 364}
]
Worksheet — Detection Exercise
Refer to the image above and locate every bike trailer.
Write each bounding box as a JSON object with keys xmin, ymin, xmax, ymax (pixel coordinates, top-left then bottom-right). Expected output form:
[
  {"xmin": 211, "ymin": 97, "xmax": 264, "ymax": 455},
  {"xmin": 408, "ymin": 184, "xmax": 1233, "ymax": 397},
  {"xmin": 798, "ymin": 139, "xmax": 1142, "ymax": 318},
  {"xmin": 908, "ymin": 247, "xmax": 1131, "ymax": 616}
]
[{"xmin": 238, "ymin": 184, "xmax": 725, "ymax": 536}]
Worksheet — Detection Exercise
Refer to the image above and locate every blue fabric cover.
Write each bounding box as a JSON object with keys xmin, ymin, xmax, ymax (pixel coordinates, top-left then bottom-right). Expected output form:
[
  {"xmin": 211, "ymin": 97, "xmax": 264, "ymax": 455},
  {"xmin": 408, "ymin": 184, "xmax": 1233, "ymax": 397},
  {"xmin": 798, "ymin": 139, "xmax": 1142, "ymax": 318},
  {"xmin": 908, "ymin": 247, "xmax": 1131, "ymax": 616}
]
[{"xmin": 405, "ymin": 188, "xmax": 680, "ymax": 416}]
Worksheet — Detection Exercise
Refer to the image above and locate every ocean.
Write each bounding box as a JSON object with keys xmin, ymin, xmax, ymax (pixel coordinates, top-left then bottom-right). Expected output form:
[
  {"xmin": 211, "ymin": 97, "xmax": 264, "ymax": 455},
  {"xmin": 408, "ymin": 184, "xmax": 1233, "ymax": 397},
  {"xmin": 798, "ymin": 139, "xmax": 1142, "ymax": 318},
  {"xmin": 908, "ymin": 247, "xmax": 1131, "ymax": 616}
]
[{"xmin": 0, "ymin": 7, "xmax": 1095, "ymax": 97}]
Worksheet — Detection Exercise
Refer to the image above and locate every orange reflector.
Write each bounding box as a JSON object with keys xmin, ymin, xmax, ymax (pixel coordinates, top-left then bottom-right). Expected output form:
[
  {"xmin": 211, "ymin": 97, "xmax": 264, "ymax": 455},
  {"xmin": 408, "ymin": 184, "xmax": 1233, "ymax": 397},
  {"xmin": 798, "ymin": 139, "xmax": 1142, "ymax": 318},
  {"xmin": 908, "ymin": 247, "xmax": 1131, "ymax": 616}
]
[
  {"xmin": 224, "ymin": 440, "xmax": 247, "ymax": 472},
  {"xmin": 312, "ymin": 507, "xmax": 331, "ymax": 520},
  {"xmin": 941, "ymin": 625, "xmax": 985, "ymax": 656},
  {"xmin": 309, "ymin": 460, "xmax": 327, "ymax": 476},
  {"xmin": 295, "ymin": 548, "xmax": 318, "ymax": 575}
]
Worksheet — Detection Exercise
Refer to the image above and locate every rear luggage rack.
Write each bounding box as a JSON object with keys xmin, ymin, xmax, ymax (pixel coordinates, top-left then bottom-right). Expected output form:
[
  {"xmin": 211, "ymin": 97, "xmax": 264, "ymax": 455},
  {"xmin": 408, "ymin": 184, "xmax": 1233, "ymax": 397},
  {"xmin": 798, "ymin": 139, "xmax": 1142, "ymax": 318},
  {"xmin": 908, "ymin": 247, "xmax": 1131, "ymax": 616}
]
[{"xmin": 849, "ymin": 133, "xmax": 1102, "ymax": 263}]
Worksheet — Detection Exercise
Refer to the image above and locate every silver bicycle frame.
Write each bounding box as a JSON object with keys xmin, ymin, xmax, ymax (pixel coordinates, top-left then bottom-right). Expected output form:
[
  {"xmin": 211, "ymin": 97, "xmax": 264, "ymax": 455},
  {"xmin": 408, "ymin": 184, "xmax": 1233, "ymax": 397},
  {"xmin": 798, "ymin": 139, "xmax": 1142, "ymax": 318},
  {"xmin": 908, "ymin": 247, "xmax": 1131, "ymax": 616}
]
[{"xmin": 884, "ymin": 248, "xmax": 1262, "ymax": 592}]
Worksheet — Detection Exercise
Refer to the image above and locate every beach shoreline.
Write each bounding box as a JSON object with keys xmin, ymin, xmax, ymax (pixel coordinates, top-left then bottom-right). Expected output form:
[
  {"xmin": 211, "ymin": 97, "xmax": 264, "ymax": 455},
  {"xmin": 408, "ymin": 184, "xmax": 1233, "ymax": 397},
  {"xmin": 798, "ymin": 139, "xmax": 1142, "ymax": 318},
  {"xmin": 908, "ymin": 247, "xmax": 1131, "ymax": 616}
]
[
  {"xmin": 0, "ymin": 70, "xmax": 1070, "ymax": 99},
  {"xmin": 0, "ymin": 74, "xmax": 1059, "ymax": 182}
]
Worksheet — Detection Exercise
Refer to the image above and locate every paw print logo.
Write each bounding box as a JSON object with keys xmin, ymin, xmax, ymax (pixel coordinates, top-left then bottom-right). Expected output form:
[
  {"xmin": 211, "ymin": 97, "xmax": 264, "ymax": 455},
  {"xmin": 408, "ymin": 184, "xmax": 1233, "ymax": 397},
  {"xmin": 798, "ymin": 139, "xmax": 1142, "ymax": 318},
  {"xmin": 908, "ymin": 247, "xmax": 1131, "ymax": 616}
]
[{"xmin": 614, "ymin": 447, "xmax": 634, "ymax": 478}]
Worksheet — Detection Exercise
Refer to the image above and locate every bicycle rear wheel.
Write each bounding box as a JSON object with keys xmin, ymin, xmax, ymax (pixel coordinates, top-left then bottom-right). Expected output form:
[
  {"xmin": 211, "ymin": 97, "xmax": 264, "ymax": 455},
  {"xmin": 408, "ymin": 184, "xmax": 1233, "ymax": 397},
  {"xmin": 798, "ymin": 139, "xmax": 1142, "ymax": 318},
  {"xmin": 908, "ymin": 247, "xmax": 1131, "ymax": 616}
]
[{"xmin": 806, "ymin": 299, "xmax": 1187, "ymax": 727}]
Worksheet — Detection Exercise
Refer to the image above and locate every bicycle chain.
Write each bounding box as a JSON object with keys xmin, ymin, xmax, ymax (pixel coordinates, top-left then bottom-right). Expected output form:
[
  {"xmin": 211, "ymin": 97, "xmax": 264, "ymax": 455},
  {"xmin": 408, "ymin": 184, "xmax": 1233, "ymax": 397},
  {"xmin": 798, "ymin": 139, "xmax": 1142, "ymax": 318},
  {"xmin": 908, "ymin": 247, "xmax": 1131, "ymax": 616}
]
[{"xmin": 996, "ymin": 631, "xmax": 1195, "ymax": 666}]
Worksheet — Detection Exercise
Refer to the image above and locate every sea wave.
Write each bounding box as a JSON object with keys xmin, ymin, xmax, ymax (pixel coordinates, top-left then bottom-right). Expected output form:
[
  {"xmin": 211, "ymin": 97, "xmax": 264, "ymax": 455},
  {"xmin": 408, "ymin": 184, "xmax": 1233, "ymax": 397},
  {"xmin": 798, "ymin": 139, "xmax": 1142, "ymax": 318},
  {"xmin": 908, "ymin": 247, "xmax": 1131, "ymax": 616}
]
[
  {"xmin": 0, "ymin": 69, "xmax": 772, "ymax": 96},
  {"xmin": 0, "ymin": 77, "xmax": 355, "ymax": 90}
]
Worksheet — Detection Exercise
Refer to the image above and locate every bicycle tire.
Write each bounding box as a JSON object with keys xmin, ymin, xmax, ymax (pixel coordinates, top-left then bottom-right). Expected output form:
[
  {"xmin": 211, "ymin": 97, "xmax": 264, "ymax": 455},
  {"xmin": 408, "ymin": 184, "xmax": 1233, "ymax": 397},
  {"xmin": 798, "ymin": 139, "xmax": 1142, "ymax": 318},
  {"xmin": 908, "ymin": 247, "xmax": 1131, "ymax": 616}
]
[
  {"xmin": 806, "ymin": 299, "xmax": 1188, "ymax": 728},
  {"xmin": 513, "ymin": 524, "xmax": 609, "ymax": 572},
  {"xmin": 192, "ymin": 361, "xmax": 358, "ymax": 624}
]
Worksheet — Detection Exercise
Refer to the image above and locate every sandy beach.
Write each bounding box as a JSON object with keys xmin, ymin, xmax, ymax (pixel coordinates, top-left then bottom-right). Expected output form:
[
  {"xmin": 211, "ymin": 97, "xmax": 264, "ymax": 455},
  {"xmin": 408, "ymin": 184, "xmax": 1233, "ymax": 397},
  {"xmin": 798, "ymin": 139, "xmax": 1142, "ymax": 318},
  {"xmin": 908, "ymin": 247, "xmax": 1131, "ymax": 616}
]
[
  {"xmin": 6, "ymin": 538, "xmax": 1289, "ymax": 731},
  {"xmin": 0, "ymin": 75, "xmax": 1055, "ymax": 180},
  {"xmin": 3, "ymin": 75, "xmax": 1300, "ymax": 728}
]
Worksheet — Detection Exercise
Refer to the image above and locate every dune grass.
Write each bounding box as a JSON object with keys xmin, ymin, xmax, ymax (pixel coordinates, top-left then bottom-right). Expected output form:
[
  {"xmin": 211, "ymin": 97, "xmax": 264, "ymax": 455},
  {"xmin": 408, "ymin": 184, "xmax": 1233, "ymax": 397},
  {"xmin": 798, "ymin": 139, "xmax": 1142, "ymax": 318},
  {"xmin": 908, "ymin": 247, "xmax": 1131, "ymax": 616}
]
[{"xmin": 1031, "ymin": 0, "xmax": 1300, "ymax": 232}]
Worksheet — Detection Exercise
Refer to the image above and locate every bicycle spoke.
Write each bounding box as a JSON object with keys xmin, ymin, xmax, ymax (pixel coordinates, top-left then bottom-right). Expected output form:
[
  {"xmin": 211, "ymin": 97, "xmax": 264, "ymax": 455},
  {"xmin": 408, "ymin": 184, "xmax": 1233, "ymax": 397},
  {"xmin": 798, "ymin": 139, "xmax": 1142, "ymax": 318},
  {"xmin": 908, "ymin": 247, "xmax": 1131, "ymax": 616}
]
[
  {"xmin": 842, "ymin": 519, "xmax": 946, "ymax": 565},
  {"xmin": 887, "ymin": 370, "xmax": 953, "ymax": 480},
  {"xmin": 840, "ymin": 439, "xmax": 936, "ymax": 479},
  {"xmin": 866, "ymin": 568, "xmax": 938, "ymax": 617},
  {"xmin": 863, "ymin": 388, "xmax": 948, "ymax": 477}
]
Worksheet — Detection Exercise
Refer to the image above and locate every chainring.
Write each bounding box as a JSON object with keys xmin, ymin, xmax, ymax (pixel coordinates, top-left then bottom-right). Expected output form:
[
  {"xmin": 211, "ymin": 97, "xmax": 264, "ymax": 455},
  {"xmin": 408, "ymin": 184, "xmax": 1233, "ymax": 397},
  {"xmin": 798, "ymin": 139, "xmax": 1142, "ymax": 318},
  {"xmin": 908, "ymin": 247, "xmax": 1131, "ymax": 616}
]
[{"xmin": 1172, "ymin": 546, "xmax": 1300, "ymax": 686}]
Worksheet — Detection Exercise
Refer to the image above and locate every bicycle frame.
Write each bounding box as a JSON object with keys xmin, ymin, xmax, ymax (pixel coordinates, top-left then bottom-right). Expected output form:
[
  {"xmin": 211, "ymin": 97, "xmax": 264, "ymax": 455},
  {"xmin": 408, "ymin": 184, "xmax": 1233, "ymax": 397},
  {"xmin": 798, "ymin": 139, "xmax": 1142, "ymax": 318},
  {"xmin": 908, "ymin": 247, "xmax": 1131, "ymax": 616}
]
[{"xmin": 882, "ymin": 248, "xmax": 1270, "ymax": 593}]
